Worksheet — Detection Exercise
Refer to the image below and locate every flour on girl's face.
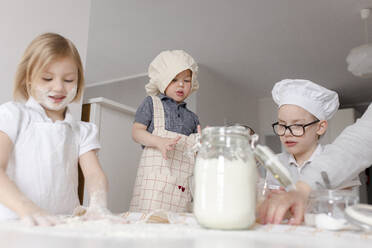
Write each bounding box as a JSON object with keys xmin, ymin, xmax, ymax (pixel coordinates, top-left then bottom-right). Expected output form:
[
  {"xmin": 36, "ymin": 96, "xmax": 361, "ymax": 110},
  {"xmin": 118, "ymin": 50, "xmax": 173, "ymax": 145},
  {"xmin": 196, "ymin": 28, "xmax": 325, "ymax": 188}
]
[{"xmin": 33, "ymin": 85, "xmax": 77, "ymax": 111}]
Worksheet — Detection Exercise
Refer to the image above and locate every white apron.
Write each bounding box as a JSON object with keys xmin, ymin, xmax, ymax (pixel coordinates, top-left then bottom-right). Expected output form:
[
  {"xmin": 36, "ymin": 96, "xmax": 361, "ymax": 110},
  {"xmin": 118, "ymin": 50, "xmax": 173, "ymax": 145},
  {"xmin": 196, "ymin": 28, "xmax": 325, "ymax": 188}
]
[
  {"xmin": 0, "ymin": 112, "xmax": 80, "ymax": 220},
  {"xmin": 129, "ymin": 96, "xmax": 197, "ymax": 213}
]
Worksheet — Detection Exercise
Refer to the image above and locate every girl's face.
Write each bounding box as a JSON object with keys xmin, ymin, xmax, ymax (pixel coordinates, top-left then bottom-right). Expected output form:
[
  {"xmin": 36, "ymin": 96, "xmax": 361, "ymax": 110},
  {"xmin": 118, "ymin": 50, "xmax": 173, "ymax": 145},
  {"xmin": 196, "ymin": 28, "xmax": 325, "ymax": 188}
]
[
  {"xmin": 30, "ymin": 57, "xmax": 78, "ymax": 115},
  {"xmin": 277, "ymin": 104, "xmax": 327, "ymax": 157},
  {"xmin": 165, "ymin": 69, "xmax": 192, "ymax": 103}
]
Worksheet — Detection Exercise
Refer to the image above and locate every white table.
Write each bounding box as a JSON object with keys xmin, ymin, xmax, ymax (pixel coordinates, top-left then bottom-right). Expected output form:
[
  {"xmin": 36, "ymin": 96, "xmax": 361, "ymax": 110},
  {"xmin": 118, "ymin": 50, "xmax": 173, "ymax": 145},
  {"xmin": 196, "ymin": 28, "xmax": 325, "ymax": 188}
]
[{"xmin": 1, "ymin": 219, "xmax": 371, "ymax": 248}]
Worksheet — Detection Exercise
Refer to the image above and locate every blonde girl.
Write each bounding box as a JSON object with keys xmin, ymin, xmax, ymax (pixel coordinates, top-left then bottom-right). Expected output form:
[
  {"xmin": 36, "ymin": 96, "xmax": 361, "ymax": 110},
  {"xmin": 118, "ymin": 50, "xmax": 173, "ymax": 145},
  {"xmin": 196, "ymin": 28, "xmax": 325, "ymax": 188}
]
[{"xmin": 0, "ymin": 33, "xmax": 109, "ymax": 225}]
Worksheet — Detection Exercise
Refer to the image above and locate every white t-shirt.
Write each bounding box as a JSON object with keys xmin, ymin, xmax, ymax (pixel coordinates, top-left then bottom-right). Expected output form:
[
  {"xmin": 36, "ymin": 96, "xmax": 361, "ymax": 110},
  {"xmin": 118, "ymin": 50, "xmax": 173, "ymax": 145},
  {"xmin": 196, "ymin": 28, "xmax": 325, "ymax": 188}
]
[{"xmin": 0, "ymin": 97, "xmax": 100, "ymax": 220}]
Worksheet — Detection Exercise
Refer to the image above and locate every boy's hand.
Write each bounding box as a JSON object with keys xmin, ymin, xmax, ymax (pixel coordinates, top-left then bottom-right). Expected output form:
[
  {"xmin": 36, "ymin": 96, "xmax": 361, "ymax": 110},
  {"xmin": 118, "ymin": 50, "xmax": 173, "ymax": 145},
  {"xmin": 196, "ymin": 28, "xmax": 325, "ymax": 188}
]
[
  {"xmin": 269, "ymin": 186, "xmax": 286, "ymax": 194},
  {"xmin": 258, "ymin": 181, "xmax": 311, "ymax": 225},
  {"xmin": 157, "ymin": 136, "xmax": 181, "ymax": 160}
]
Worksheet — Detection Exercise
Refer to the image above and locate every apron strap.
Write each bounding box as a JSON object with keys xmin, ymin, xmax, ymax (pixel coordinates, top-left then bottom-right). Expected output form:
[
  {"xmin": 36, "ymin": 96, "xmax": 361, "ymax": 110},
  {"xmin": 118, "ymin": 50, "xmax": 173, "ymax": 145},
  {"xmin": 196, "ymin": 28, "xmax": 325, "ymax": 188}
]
[{"xmin": 151, "ymin": 96, "xmax": 165, "ymax": 130}]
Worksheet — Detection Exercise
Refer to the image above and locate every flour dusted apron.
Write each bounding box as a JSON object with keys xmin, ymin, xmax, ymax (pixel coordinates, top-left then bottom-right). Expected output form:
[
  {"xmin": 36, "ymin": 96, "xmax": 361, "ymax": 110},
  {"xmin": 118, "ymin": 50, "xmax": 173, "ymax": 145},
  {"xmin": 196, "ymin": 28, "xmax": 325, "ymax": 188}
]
[
  {"xmin": 129, "ymin": 96, "xmax": 197, "ymax": 213},
  {"xmin": 0, "ymin": 119, "xmax": 80, "ymax": 220}
]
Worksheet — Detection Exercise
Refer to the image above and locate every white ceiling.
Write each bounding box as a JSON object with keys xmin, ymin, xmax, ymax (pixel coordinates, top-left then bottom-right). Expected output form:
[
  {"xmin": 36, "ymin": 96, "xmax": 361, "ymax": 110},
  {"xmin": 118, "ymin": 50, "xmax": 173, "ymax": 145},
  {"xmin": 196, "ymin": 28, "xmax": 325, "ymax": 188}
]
[{"xmin": 85, "ymin": 0, "xmax": 372, "ymax": 106}]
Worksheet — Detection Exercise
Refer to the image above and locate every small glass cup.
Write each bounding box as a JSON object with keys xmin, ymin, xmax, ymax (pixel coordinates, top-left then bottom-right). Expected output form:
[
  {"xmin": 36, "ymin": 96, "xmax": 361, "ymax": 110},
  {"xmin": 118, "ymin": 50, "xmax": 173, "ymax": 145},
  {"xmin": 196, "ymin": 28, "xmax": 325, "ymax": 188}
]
[{"xmin": 304, "ymin": 189, "xmax": 359, "ymax": 230}]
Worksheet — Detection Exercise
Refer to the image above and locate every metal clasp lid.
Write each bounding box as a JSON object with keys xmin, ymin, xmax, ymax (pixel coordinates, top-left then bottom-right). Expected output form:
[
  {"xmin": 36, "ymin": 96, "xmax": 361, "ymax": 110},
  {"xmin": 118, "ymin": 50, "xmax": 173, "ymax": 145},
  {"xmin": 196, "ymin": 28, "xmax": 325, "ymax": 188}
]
[{"xmin": 251, "ymin": 135, "xmax": 296, "ymax": 190}]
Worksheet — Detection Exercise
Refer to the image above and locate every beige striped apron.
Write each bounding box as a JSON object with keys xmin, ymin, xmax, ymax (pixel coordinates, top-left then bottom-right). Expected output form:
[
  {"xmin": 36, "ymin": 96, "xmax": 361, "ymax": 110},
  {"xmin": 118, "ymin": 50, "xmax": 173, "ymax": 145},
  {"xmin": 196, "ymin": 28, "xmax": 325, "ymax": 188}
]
[{"xmin": 129, "ymin": 96, "xmax": 197, "ymax": 213}]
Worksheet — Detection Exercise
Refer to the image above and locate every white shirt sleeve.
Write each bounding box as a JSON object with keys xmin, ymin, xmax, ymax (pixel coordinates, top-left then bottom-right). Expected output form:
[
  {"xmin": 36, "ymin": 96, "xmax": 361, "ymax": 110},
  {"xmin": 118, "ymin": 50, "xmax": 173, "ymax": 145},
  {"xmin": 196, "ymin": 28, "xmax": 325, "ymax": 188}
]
[
  {"xmin": 79, "ymin": 121, "xmax": 101, "ymax": 157},
  {"xmin": 299, "ymin": 104, "xmax": 372, "ymax": 189},
  {"xmin": 0, "ymin": 102, "xmax": 23, "ymax": 144}
]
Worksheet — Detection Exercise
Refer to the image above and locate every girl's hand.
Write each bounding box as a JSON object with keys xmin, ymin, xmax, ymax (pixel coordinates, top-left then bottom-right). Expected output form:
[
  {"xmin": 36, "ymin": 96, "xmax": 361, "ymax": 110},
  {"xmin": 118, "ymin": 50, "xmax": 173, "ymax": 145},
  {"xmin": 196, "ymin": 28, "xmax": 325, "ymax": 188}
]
[
  {"xmin": 21, "ymin": 206, "xmax": 61, "ymax": 226},
  {"xmin": 72, "ymin": 205, "xmax": 87, "ymax": 216},
  {"xmin": 197, "ymin": 125, "xmax": 202, "ymax": 135},
  {"xmin": 22, "ymin": 213, "xmax": 61, "ymax": 226},
  {"xmin": 156, "ymin": 136, "xmax": 181, "ymax": 160},
  {"xmin": 73, "ymin": 191, "xmax": 124, "ymax": 223},
  {"xmin": 73, "ymin": 205, "xmax": 124, "ymax": 223},
  {"xmin": 79, "ymin": 205, "xmax": 111, "ymax": 220}
]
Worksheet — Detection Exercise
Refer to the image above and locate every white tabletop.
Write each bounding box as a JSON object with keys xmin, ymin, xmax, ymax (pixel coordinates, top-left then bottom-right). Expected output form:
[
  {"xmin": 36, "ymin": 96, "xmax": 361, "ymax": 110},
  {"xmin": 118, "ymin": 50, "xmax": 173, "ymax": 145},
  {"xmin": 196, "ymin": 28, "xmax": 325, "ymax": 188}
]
[{"xmin": 1, "ymin": 219, "xmax": 371, "ymax": 248}]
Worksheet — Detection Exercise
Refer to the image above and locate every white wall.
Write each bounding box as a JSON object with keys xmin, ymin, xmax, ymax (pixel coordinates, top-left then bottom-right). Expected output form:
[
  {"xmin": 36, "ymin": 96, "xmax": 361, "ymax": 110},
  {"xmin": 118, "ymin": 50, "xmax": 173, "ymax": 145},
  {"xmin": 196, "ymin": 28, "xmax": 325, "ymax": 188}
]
[
  {"xmin": 84, "ymin": 76, "xmax": 148, "ymax": 110},
  {"xmin": 257, "ymin": 97, "xmax": 281, "ymax": 151},
  {"xmin": 258, "ymin": 97, "xmax": 277, "ymax": 136},
  {"xmin": 0, "ymin": 0, "xmax": 91, "ymax": 117},
  {"xmin": 196, "ymin": 65, "xmax": 258, "ymax": 129},
  {"xmin": 321, "ymin": 108, "xmax": 356, "ymax": 145}
]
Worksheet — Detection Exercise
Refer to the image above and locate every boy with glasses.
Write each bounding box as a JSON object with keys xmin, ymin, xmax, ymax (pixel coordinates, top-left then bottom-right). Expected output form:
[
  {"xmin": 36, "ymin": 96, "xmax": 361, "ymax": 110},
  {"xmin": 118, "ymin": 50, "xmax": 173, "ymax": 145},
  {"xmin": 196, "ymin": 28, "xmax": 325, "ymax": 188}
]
[{"xmin": 265, "ymin": 79, "xmax": 361, "ymax": 190}]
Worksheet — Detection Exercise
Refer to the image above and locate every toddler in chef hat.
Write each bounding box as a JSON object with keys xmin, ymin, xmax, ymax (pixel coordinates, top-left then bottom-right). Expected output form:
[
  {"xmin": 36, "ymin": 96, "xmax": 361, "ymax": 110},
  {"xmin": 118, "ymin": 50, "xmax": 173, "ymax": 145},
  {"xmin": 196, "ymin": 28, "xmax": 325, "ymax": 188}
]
[
  {"xmin": 129, "ymin": 50, "xmax": 200, "ymax": 213},
  {"xmin": 266, "ymin": 79, "xmax": 361, "ymax": 190}
]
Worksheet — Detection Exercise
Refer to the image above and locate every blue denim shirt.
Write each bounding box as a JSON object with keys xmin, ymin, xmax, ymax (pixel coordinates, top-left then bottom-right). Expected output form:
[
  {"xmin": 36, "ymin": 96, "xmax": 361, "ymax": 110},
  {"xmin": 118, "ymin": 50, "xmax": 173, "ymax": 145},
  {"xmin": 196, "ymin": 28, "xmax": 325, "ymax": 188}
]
[{"xmin": 135, "ymin": 94, "xmax": 199, "ymax": 136}]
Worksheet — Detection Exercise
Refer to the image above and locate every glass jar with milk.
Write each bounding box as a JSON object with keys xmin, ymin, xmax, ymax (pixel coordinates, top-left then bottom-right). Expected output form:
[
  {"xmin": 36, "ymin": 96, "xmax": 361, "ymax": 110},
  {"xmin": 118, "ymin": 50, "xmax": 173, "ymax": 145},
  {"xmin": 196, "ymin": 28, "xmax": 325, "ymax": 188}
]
[{"xmin": 193, "ymin": 126, "xmax": 258, "ymax": 230}]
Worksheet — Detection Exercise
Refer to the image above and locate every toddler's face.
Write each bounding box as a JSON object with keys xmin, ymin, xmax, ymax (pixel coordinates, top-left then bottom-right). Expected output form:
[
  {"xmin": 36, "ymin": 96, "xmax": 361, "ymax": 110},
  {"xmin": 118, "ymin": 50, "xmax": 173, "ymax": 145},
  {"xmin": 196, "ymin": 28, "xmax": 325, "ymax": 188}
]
[
  {"xmin": 30, "ymin": 57, "xmax": 78, "ymax": 112},
  {"xmin": 277, "ymin": 104, "xmax": 325, "ymax": 157},
  {"xmin": 165, "ymin": 69, "xmax": 192, "ymax": 103}
]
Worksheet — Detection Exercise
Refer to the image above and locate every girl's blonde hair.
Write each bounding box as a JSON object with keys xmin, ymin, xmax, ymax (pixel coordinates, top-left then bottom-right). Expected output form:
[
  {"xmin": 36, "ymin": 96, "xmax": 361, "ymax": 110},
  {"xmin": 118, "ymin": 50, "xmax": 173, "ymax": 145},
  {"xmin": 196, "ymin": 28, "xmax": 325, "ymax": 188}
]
[{"xmin": 13, "ymin": 33, "xmax": 84, "ymax": 102}]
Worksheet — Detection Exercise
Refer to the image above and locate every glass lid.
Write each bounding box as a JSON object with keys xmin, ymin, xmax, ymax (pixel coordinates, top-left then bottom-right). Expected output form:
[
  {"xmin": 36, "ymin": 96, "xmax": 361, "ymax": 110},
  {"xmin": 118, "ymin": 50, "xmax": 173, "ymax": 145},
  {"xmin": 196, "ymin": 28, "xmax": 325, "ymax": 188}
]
[
  {"xmin": 254, "ymin": 145, "xmax": 296, "ymax": 189},
  {"xmin": 344, "ymin": 204, "xmax": 372, "ymax": 231},
  {"xmin": 202, "ymin": 125, "xmax": 251, "ymax": 138}
]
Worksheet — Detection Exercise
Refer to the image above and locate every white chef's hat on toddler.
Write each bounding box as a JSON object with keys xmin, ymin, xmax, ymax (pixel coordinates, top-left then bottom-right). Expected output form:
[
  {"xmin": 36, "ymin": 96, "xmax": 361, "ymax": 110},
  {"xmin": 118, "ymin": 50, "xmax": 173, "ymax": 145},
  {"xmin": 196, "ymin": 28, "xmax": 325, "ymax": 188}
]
[
  {"xmin": 145, "ymin": 50, "xmax": 199, "ymax": 96},
  {"xmin": 272, "ymin": 79, "xmax": 340, "ymax": 120}
]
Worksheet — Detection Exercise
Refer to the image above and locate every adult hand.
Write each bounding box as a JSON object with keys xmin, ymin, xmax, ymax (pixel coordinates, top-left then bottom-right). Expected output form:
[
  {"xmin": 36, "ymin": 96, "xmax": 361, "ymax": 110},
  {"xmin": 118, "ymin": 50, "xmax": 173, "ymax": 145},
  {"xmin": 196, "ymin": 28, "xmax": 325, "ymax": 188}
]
[
  {"xmin": 258, "ymin": 181, "xmax": 311, "ymax": 225},
  {"xmin": 157, "ymin": 136, "xmax": 181, "ymax": 160}
]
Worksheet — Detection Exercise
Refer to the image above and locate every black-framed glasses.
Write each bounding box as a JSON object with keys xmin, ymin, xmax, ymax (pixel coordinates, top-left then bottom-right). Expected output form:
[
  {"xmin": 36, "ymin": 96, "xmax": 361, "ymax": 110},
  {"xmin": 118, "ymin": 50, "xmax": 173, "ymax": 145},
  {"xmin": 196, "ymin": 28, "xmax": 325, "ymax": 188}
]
[{"xmin": 272, "ymin": 120, "xmax": 320, "ymax": 137}]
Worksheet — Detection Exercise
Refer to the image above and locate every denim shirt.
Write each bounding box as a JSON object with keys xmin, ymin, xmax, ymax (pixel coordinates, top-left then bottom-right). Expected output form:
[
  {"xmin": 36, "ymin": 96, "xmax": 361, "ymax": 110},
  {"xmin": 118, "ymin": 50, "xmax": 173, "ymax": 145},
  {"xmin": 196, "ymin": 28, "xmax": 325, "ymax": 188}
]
[{"xmin": 135, "ymin": 94, "xmax": 199, "ymax": 136}]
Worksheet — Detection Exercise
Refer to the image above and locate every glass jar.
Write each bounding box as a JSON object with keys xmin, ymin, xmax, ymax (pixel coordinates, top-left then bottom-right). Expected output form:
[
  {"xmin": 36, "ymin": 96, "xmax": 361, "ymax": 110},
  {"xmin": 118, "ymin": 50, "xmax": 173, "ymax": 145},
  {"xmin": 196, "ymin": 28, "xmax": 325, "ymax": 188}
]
[
  {"xmin": 304, "ymin": 189, "xmax": 359, "ymax": 230},
  {"xmin": 193, "ymin": 126, "xmax": 257, "ymax": 230}
]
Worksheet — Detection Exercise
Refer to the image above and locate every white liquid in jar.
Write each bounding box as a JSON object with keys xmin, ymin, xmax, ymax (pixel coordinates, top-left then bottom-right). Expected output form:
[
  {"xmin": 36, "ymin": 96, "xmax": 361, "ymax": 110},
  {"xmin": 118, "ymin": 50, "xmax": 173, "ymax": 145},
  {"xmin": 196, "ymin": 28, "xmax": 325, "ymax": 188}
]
[{"xmin": 193, "ymin": 157, "xmax": 257, "ymax": 229}]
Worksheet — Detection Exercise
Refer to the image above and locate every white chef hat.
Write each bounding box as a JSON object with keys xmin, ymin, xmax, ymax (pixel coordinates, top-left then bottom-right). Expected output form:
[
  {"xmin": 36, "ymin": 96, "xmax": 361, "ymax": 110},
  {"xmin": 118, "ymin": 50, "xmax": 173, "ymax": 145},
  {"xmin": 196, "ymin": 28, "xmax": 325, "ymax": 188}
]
[
  {"xmin": 145, "ymin": 50, "xmax": 199, "ymax": 96},
  {"xmin": 272, "ymin": 79, "xmax": 340, "ymax": 120}
]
